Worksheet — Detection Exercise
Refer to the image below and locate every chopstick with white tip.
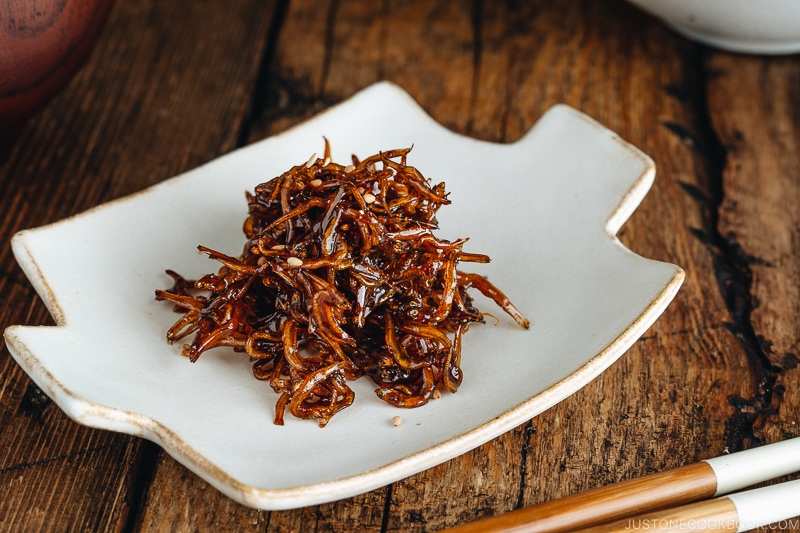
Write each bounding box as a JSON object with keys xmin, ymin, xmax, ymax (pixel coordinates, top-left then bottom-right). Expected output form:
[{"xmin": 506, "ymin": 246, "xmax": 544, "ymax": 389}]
[
  {"xmin": 441, "ymin": 437, "xmax": 800, "ymax": 533},
  {"xmin": 582, "ymin": 478, "xmax": 800, "ymax": 532}
]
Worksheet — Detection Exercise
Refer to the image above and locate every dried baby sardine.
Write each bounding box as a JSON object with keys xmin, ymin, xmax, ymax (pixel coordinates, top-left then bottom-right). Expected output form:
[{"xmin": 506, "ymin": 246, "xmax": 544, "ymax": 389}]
[{"xmin": 156, "ymin": 141, "xmax": 529, "ymax": 427}]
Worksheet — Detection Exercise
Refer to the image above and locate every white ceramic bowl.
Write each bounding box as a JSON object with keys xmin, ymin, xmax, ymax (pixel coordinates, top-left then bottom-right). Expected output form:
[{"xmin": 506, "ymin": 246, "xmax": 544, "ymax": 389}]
[{"xmin": 627, "ymin": 0, "xmax": 800, "ymax": 54}]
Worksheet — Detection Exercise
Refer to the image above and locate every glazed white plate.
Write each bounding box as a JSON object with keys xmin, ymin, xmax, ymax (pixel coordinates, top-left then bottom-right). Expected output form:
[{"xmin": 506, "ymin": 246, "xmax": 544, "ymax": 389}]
[{"xmin": 4, "ymin": 82, "xmax": 683, "ymax": 510}]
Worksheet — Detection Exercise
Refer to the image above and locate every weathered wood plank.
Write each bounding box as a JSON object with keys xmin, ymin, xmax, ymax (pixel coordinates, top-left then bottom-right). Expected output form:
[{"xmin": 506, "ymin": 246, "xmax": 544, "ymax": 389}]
[
  {"xmin": 0, "ymin": 0, "xmax": 279, "ymax": 530},
  {"xmin": 708, "ymin": 55, "xmax": 800, "ymax": 370},
  {"xmin": 3, "ymin": 0, "xmax": 800, "ymax": 531},
  {"xmin": 705, "ymin": 53, "xmax": 800, "ymax": 455}
]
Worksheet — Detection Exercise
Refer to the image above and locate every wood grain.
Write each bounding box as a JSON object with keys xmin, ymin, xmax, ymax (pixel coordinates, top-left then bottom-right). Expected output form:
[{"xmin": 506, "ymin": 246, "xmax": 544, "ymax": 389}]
[
  {"xmin": 705, "ymin": 54, "xmax": 800, "ymax": 455},
  {"xmin": 1, "ymin": 0, "xmax": 800, "ymax": 531},
  {"xmin": 707, "ymin": 56, "xmax": 800, "ymax": 372}
]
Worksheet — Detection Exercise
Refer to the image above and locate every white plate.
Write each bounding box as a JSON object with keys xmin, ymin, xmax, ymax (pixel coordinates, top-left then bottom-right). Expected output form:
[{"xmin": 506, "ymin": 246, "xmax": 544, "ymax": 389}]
[{"xmin": 4, "ymin": 82, "xmax": 683, "ymax": 510}]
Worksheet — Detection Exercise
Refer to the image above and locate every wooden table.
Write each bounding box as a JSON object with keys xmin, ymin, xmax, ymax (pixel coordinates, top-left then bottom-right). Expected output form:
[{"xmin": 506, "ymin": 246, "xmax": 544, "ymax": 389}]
[{"xmin": 2, "ymin": 1, "xmax": 799, "ymax": 531}]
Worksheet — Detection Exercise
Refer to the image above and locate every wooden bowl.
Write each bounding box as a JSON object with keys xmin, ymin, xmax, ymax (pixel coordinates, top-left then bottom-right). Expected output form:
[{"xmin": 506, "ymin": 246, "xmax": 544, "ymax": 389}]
[{"xmin": 0, "ymin": 0, "xmax": 114, "ymax": 139}]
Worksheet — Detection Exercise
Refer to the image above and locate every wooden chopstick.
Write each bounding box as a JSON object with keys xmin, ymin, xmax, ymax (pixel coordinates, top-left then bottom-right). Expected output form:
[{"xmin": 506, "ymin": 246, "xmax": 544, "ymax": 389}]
[
  {"xmin": 442, "ymin": 462, "xmax": 717, "ymax": 533},
  {"xmin": 441, "ymin": 438, "xmax": 800, "ymax": 533},
  {"xmin": 582, "ymin": 478, "xmax": 800, "ymax": 533},
  {"xmin": 581, "ymin": 497, "xmax": 739, "ymax": 533}
]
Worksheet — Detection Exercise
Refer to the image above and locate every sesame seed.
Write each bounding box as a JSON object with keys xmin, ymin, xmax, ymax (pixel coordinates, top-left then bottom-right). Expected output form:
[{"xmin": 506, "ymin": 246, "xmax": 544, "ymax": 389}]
[
  {"xmin": 432, "ymin": 389, "xmax": 442, "ymax": 400},
  {"xmin": 309, "ymin": 178, "xmax": 323, "ymax": 187},
  {"xmin": 257, "ymin": 256, "xmax": 268, "ymax": 265},
  {"xmin": 287, "ymin": 256, "xmax": 303, "ymax": 267},
  {"xmin": 391, "ymin": 416, "xmax": 403, "ymax": 427},
  {"xmin": 271, "ymin": 244, "xmax": 286, "ymax": 250},
  {"xmin": 304, "ymin": 153, "xmax": 318, "ymax": 168},
  {"xmin": 322, "ymin": 157, "xmax": 331, "ymax": 167},
  {"xmin": 363, "ymin": 193, "xmax": 376, "ymax": 204},
  {"xmin": 344, "ymin": 164, "xmax": 356, "ymax": 173}
]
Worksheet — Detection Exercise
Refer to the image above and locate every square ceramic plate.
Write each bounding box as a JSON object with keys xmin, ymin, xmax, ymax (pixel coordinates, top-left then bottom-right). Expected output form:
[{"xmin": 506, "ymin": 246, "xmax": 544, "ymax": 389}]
[{"xmin": 4, "ymin": 82, "xmax": 683, "ymax": 510}]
